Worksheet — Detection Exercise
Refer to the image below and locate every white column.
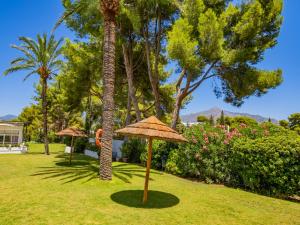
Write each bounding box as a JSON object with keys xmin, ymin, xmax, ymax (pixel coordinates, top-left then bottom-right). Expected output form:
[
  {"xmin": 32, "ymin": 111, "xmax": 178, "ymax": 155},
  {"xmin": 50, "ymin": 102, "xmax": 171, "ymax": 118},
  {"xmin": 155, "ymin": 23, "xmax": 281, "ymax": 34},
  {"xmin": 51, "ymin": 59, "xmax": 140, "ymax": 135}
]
[{"xmin": 18, "ymin": 127, "xmax": 23, "ymax": 144}]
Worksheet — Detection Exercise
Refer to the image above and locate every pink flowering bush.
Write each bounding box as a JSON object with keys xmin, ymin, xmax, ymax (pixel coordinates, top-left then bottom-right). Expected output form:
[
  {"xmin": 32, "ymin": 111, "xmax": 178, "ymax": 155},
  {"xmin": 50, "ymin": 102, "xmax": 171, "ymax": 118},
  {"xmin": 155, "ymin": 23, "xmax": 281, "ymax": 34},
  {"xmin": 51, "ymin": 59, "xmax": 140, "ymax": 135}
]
[
  {"xmin": 166, "ymin": 123, "xmax": 230, "ymax": 183},
  {"xmin": 166, "ymin": 121, "xmax": 299, "ymax": 195}
]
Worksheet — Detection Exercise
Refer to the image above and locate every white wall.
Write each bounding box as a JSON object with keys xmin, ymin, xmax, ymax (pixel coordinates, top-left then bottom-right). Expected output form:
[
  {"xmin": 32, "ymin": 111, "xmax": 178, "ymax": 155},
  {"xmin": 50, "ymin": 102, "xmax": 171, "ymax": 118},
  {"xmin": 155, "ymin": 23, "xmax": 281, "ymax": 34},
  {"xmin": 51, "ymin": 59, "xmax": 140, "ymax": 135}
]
[
  {"xmin": 84, "ymin": 139, "xmax": 124, "ymax": 159},
  {"xmin": 113, "ymin": 140, "xmax": 123, "ymax": 158}
]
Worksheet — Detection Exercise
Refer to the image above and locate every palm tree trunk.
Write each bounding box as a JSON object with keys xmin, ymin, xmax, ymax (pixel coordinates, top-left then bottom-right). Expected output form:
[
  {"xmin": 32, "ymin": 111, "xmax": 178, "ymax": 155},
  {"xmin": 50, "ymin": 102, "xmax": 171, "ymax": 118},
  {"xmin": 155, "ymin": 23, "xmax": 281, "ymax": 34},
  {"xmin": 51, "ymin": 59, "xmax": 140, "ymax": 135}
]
[
  {"xmin": 41, "ymin": 77, "xmax": 49, "ymax": 155},
  {"xmin": 99, "ymin": 0, "xmax": 119, "ymax": 180}
]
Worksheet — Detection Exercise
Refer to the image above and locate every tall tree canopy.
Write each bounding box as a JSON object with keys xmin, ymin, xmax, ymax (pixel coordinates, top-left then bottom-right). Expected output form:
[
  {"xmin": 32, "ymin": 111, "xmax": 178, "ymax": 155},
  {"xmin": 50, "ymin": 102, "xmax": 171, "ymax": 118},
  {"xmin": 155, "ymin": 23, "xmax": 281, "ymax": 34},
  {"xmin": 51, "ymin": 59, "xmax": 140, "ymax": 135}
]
[
  {"xmin": 58, "ymin": 0, "xmax": 176, "ymax": 121},
  {"xmin": 167, "ymin": 0, "xmax": 283, "ymax": 128}
]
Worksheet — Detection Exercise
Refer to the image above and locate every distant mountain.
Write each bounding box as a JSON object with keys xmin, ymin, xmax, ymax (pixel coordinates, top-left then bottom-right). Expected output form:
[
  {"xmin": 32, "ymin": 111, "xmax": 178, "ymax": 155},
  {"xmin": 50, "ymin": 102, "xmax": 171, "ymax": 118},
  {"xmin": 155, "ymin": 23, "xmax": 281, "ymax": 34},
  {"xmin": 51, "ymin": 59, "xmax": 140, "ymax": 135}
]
[
  {"xmin": 0, "ymin": 114, "xmax": 17, "ymax": 121},
  {"xmin": 181, "ymin": 107, "xmax": 278, "ymax": 123}
]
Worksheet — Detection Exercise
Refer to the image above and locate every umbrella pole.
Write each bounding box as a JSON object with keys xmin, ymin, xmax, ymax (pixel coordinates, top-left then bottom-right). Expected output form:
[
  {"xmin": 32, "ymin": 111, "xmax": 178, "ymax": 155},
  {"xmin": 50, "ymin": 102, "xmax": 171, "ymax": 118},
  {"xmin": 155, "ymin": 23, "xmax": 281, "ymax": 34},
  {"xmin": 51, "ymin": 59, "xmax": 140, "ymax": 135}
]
[
  {"xmin": 69, "ymin": 136, "xmax": 74, "ymax": 164},
  {"xmin": 143, "ymin": 137, "xmax": 153, "ymax": 204}
]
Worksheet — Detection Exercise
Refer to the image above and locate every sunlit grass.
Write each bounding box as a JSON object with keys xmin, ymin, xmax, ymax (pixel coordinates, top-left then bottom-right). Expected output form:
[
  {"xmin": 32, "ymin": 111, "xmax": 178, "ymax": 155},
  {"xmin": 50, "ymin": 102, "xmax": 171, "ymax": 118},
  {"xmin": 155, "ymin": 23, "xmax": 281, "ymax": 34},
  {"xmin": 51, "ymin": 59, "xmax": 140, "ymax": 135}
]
[{"xmin": 0, "ymin": 144, "xmax": 299, "ymax": 225}]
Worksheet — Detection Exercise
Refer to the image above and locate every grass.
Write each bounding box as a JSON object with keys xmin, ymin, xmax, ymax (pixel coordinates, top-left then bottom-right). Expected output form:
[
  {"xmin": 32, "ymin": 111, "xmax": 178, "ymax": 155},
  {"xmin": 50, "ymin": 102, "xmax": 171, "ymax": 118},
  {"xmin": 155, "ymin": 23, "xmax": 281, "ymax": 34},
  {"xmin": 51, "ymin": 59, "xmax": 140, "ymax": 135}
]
[{"xmin": 0, "ymin": 144, "xmax": 299, "ymax": 225}]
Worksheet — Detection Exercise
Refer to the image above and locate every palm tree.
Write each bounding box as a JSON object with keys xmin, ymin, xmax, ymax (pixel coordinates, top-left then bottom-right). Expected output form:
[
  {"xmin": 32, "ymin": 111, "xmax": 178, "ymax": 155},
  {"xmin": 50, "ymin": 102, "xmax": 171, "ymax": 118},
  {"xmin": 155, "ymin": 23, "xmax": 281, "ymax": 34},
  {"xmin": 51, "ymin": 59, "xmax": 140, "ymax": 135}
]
[
  {"xmin": 53, "ymin": 0, "xmax": 120, "ymax": 180},
  {"xmin": 99, "ymin": 0, "xmax": 119, "ymax": 180},
  {"xmin": 4, "ymin": 34, "xmax": 63, "ymax": 155}
]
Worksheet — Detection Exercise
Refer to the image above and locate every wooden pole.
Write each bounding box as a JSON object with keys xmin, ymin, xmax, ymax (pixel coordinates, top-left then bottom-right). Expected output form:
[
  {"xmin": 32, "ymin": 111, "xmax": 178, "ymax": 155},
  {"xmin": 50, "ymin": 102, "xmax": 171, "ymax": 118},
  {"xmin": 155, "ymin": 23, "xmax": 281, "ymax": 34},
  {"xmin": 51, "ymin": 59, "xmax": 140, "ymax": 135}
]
[
  {"xmin": 69, "ymin": 136, "xmax": 74, "ymax": 164},
  {"xmin": 143, "ymin": 137, "xmax": 152, "ymax": 203}
]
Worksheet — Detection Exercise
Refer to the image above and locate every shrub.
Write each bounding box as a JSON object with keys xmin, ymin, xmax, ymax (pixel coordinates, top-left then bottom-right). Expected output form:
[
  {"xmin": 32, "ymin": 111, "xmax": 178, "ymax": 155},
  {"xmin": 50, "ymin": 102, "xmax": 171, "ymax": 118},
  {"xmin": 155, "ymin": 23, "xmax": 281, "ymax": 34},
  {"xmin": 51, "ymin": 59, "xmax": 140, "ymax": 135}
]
[
  {"xmin": 229, "ymin": 135, "xmax": 300, "ymax": 196},
  {"xmin": 166, "ymin": 124, "xmax": 230, "ymax": 183},
  {"xmin": 86, "ymin": 142, "xmax": 99, "ymax": 152},
  {"xmin": 140, "ymin": 140, "xmax": 178, "ymax": 170},
  {"xmin": 48, "ymin": 131, "xmax": 61, "ymax": 143},
  {"xmin": 121, "ymin": 138, "xmax": 146, "ymax": 163},
  {"xmin": 166, "ymin": 123, "xmax": 300, "ymax": 196},
  {"xmin": 74, "ymin": 137, "xmax": 88, "ymax": 153}
]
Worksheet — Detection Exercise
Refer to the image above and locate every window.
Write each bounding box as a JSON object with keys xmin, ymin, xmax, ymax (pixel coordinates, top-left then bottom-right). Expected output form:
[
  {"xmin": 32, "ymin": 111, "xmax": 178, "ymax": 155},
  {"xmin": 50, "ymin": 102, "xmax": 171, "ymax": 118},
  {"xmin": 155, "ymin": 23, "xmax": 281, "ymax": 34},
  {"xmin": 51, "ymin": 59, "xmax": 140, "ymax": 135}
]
[
  {"xmin": 11, "ymin": 136, "xmax": 19, "ymax": 144},
  {"xmin": 4, "ymin": 136, "xmax": 11, "ymax": 144}
]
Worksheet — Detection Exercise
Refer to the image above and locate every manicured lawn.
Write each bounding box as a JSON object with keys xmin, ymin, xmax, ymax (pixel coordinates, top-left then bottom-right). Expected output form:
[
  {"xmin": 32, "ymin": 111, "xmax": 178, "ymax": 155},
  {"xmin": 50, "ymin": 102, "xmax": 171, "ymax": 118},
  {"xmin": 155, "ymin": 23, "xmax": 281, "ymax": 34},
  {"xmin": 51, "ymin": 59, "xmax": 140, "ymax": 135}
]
[{"xmin": 0, "ymin": 144, "xmax": 299, "ymax": 225}]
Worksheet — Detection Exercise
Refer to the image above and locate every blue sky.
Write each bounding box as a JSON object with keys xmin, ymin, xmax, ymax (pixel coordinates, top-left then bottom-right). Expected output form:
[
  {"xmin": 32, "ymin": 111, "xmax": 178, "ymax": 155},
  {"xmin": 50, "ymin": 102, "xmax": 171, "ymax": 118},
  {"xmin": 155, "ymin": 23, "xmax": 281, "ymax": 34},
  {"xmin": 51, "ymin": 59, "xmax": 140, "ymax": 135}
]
[{"xmin": 0, "ymin": 0, "xmax": 299, "ymax": 120}]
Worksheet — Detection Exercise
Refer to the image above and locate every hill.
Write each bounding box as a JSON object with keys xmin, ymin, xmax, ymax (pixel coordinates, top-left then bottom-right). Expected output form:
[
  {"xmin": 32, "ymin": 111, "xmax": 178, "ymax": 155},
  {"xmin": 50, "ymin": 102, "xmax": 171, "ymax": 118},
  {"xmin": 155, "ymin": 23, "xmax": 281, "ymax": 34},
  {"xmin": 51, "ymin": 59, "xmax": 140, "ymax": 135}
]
[
  {"xmin": 0, "ymin": 114, "xmax": 17, "ymax": 121},
  {"xmin": 181, "ymin": 107, "xmax": 277, "ymax": 123}
]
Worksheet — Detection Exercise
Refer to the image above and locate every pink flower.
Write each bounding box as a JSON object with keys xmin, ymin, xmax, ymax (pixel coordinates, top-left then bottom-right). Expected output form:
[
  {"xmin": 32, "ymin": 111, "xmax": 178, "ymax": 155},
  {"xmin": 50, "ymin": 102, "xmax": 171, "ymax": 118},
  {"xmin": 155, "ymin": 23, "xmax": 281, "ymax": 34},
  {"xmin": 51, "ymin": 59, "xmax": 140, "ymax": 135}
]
[
  {"xmin": 224, "ymin": 139, "xmax": 229, "ymax": 145},
  {"xmin": 217, "ymin": 125, "xmax": 226, "ymax": 130},
  {"xmin": 203, "ymin": 145, "xmax": 208, "ymax": 151},
  {"xmin": 204, "ymin": 136, "xmax": 209, "ymax": 144},
  {"xmin": 264, "ymin": 130, "xmax": 270, "ymax": 136},
  {"xmin": 239, "ymin": 123, "xmax": 247, "ymax": 128},
  {"xmin": 191, "ymin": 135, "xmax": 197, "ymax": 143}
]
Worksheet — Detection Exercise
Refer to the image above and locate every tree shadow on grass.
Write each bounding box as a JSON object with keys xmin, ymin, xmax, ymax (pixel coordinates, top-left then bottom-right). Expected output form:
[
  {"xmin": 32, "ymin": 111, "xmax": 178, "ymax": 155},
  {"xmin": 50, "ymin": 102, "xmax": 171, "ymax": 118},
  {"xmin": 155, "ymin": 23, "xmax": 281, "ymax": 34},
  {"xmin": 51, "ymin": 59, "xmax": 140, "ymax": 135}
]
[
  {"xmin": 31, "ymin": 154, "xmax": 160, "ymax": 184},
  {"xmin": 111, "ymin": 190, "xmax": 180, "ymax": 208}
]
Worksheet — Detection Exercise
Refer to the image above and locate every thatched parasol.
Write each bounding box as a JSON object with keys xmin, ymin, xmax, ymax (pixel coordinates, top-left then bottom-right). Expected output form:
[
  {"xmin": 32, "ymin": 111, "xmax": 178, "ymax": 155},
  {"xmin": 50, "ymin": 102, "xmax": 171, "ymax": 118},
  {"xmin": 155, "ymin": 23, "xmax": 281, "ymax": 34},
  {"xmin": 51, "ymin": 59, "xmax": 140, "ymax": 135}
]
[
  {"xmin": 56, "ymin": 128, "xmax": 87, "ymax": 164},
  {"xmin": 115, "ymin": 116, "xmax": 187, "ymax": 203}
]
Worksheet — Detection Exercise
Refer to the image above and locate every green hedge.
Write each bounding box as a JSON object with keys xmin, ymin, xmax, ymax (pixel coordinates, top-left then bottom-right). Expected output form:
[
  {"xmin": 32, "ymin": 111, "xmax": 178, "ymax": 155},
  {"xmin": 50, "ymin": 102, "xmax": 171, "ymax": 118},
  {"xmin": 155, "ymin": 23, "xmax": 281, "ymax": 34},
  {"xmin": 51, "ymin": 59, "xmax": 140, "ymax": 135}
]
[
  {"xmin": 229, "ymin": 136, "xmax": 300, "ymax": 196},
  {"xmin": 165, "ymin": 123, "xmax": 300, "ymax": 196}
]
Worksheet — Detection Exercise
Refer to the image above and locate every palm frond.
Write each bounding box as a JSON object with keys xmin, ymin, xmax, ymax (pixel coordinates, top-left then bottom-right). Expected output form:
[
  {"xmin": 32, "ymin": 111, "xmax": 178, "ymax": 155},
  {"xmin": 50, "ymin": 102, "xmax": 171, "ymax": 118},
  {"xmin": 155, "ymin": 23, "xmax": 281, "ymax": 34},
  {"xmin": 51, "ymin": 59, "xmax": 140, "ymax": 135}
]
[
  {"xmin": 47, "ymin": 36, "xmax": 64, "ymax": 65},
  {"xmin": 11, "ymin": 44, "xmax": 36, "ymax": 62},
  {"xmin": 51, "ymin": 0, "xmax": 85, "ymax": 34},
  {"xmin": 5, "ymin": 33, "xmax": 63, "ymax": 80},
  {"xmin": 3, "ymin": 63, "xmax": 35, "ymax": 76},
  {"xmin": 10, "ymin": 57, "xmax": 29, "ymax": 65},
  {"xmin": 23, "ymin": 70, "xmax": 38, "ymax": 81},
  {"xmin": 18, "ymin": 36, "xmax": 40, "ymax": 58}
]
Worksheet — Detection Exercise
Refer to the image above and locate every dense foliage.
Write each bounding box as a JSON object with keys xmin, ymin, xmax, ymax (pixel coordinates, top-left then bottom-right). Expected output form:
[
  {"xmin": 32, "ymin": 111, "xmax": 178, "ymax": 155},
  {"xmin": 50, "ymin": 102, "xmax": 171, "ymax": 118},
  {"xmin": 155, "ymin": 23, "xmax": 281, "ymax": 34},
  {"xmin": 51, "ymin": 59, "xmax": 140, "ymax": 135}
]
[
  {"xmin": 120, "ymin": 139, "xmax": 146, "ymax": 163},
  {"xmin": 163, "ymin": 122, "xmax": 299, "ymax": 197},
  {"xmin": 230, "ymin": 136, "xmax": 300, "ymax": 196},
  {"xmin": 140, "ymin": 140, "xmax": 178, "ymax": 170},
  {"xmin": 167, "ymin": 0, "xmax": 283, "ymax": 127}
]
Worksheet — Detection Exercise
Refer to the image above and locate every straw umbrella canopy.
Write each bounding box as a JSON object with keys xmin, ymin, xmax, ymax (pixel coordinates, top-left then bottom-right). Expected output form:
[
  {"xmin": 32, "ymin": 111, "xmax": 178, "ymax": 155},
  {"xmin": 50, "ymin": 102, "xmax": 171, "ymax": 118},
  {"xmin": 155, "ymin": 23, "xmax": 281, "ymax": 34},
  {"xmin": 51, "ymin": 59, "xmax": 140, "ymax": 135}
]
[
  {"xmin": 56, "ymin": 127, "xmax": 87, "ymax": 164},
  {"xmin": 115, "ymin": 116, "xmax": 187, "ymax": 203}
]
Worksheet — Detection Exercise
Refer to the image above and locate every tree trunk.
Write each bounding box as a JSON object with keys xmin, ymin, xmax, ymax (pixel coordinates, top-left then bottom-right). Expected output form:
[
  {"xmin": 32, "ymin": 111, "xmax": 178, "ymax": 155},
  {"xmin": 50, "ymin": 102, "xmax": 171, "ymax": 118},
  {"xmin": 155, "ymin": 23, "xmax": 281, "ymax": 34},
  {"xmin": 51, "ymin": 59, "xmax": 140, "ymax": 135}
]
[
  {"xmin": 85, "ymin": 93, "xmax": 92, "ymax": 135},
  {"xmin": 144, "ymin": 24, "xmax": 161, "ymax": 118},
  {"xmin": 171, "ymin": 71, "xmax": 191, "ymax": 130},
  {"xmin": 171, "ymin": 94, "xmax": 183, "ymax": 130},
  {"xmin": 122, "ymin": 44, "xmax": 141, "ymax": 121},
  {"xmin": 41, "ymin": 77, "xmax": 49, "ymax": 155},
  {"xmin": 125, "ymin": 91, "xmax": 132, "ymax": 126},
  {"xmin": 99, "ymin": 0, "xmax": 118, "ymax": 180}
]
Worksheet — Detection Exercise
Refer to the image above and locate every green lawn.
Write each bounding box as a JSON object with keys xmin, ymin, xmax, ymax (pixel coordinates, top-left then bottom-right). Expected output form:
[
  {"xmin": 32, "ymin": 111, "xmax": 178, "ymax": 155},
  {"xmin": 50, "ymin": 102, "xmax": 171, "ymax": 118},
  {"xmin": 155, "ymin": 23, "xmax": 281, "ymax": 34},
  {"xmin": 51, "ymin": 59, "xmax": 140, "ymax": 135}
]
[{"xmin": 0, "ymin": 144, "xmax": 299, "ymax": 225}]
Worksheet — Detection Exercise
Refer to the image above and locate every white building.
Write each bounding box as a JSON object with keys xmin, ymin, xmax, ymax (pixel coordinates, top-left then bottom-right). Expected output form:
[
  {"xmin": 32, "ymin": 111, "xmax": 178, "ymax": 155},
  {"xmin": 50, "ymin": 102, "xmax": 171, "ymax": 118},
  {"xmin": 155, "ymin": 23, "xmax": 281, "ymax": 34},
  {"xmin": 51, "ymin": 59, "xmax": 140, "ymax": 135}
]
[{"xmin": 0, "ymin": 122, "xmax": 26, "ymax": 153}]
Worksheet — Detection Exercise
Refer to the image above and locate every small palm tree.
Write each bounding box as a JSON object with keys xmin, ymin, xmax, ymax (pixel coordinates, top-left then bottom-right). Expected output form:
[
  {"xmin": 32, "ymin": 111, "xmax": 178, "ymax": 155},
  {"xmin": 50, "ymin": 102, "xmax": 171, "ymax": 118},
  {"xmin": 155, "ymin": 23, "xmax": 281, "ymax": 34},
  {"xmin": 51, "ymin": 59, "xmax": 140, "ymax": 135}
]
[{"xmin": 4, "ymin": 34, "xmax": 63, "ymax": 155}]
